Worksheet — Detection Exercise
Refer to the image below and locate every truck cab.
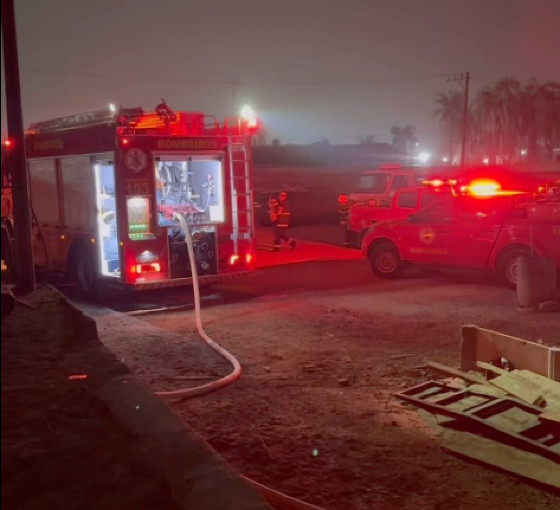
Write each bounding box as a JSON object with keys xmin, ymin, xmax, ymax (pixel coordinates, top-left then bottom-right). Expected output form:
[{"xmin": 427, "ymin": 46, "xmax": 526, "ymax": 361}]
[
  {"xmin": 339, "ymin": 166, "xmax": 417, "ymax": 223},
  {"xmin": 362, "ymin": 190, "xmax": 560, "ymax": 288},
  {"xmin": 344, "ymin": 183, "xmax": 453, "ymax": 248}
]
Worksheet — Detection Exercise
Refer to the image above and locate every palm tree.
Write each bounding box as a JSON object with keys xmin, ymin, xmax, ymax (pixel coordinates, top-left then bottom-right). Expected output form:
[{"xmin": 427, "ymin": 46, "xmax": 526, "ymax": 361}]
[
  {"xmin": 390, "ymin": 125, "xmax": 417, "ymax": 154},
  {"xmin": 434, "ymin": 91, "xmax": 463, "ymax": 161},
  {"xmin": 492, "ymin": 77, "xmax": 522, "ymax": 161},
  {"xmin": 438, "ymin": 77, "xmax": 560, "ymax": 164},
  {"xmin": 535, "ymin": 81, "xmax": 560, "ymax": 160},
  {"xmin": 471, "ymin": 78, "xmax": 522, "ymax": 163}
]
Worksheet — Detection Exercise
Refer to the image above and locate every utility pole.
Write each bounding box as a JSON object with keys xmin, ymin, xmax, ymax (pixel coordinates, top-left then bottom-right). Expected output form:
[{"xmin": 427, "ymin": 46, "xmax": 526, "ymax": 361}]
[
  {"xmin": 447, "ymin": 71, "xmax": 471, "ymax": 169},
  {"xmin": 2, "ymin": 0, "xmax": 36, "ymax": 291}
]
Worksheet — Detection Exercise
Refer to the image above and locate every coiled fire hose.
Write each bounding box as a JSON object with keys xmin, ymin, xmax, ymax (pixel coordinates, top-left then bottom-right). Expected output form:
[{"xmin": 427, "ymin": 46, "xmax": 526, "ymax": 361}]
[{"xmin": 154, "ymin": 214, "xmax": 327, "ymax": 510}]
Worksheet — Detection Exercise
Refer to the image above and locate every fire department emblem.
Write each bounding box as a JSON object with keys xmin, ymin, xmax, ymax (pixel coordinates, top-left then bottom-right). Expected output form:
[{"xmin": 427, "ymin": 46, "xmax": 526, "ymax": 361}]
[
  {"xmin": 419, "ymin": 227, "xmax": 436, "ymax": 245},
  {"xmin": 125, "ymin": 148, "xmax": 147, "ymax": 173}
]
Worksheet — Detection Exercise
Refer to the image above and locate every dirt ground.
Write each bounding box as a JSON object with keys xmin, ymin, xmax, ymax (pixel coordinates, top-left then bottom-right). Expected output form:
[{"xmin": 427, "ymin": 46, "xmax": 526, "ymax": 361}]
[
  {"xmin": 100, "ymin": 270, "xmax": 560, "ymax": 510},
  {"xmin": 1, "ymin": 287, "xmax": 180, "ymax": 510}
]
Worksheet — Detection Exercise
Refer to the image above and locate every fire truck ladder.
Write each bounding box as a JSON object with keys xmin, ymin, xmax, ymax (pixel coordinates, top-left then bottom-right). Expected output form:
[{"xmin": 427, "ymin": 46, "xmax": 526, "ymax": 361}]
[{"xmin": 228, "ymin": 139, "xmax": 253, "ymax": 254}]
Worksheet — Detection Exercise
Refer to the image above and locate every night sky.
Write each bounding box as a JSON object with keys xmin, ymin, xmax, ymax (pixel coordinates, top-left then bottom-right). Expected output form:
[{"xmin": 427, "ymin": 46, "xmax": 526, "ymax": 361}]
[{"xmin": 2, "ymin": 0, "xmax": 559, "ymax": 150}]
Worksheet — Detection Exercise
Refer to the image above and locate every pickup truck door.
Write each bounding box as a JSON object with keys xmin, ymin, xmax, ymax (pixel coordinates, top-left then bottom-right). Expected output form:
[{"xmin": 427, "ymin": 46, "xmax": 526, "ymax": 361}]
[
  {"xmin": 448, "ymin": 198, "xmax": 507, "ymax": 267},
  {"xmin": 400, "ymin": 199, "xmax": 454, "ymax": 265}
]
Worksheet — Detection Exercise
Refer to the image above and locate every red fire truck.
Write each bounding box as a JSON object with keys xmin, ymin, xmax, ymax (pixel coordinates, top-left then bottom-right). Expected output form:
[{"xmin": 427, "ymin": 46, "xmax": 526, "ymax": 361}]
[{"xmin": 1, "ymin": 102, "xmax": 257, "ymax": 293}]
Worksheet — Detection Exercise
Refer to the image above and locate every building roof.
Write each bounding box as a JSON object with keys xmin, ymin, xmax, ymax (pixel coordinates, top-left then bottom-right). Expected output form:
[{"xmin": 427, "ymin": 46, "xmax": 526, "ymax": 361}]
[{"xmin": 253, "ymin": 142, "xmax": 415, "ymax": 168}]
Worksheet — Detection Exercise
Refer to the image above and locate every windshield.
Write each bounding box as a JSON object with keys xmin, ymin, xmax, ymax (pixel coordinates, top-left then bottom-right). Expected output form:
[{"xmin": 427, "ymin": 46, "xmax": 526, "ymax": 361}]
[{"xmin": 357, "ymin": 173, "xmax": 388, "ymax": 194}]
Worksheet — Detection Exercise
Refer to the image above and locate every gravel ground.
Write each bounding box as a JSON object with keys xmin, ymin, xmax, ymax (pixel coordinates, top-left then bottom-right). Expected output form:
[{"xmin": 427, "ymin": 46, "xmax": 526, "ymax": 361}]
[{"xmin": 99, "ymin": 267, "xmax": 559, "ymax": 510}]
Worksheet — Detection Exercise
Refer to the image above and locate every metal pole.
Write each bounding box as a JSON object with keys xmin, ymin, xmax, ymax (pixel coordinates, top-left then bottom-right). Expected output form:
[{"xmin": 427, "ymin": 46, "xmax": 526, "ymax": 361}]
[
  {"xmin": 460, "ymin": 71, "xmax": 470, "ymax": 169},
  {"xmin": 2, "ymin": 0, "xmax": 36, "ymax": 291}
]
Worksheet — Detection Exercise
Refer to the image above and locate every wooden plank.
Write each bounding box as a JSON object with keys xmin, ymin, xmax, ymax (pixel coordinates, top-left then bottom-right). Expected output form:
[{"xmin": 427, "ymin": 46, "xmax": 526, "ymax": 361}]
[
  {"xmin": 477, "ymin": 368, "xmax": 560, "ymax": 413},
  {"xmin": 441, "ymin": 429, "xmax": 560, "ymax": 492},
  {"xmin": 426, "ymin": 361, "xmax": 488, "ymax": 385},
  {"xmin": 539, "ymin": 411, "xmax": 560, "ymax": 431},
  {"xmin": 461, "ymin": 325, "xmax": 559, "ymax": 381},
  {"xmin": 475, "ymin": 360, "xmax": 509, "ymax": 376},
  {"xmin": 487, "ymin": 373, "xmax": 545, "ymax": 407},
  {"xmin": 512, "ymin": 370, "xmax": 560, "ymax": 414}
]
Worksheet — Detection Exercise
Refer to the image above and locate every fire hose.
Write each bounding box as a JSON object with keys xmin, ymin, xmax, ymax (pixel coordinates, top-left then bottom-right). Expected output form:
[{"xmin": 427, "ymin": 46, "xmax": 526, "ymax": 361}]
[{"xmin": 154, "ymin": 213, "xmax": 327, "ymax": 510}]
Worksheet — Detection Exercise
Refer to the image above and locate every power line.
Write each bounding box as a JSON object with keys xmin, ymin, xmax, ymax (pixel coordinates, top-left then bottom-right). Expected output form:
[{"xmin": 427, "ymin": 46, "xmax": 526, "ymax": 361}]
[{"xmin": 21, "ymin": 65, "xmax": 454, "ymax": 87}]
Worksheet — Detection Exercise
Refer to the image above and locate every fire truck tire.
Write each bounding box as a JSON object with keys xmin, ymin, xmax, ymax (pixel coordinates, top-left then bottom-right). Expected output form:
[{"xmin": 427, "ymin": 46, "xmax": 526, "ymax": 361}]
[
  {"xmin": 73, "ymin": 246, "xmax": 97, "ymax": 295},
  {"xmin": 368, "ymin": 242, "xmax": 403, "ymax": 279},
  {"xmin": 497, "ymin": 246, "xmax": 529, "ymax": 290},
  {"xmin": 1, "ymin": 225, "xmax": 14, "ymax": 273}
]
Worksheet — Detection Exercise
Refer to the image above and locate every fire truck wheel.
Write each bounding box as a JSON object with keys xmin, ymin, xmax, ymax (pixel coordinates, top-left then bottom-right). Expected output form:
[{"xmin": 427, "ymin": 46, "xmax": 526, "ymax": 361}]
[
  {"xmin": 497, "ymin": 247, "xmax": 529, "ymax": 290},
  {"xmin": 73, "ymin": 246, "xmax": 97, "ymax": 295},
  {"xmin": 1, "ymin": 225, "xmax": 14, "ymax": 273},
  {"xmin": 369, "ymin": 242, "xmax": 403, "ymax": 279}
]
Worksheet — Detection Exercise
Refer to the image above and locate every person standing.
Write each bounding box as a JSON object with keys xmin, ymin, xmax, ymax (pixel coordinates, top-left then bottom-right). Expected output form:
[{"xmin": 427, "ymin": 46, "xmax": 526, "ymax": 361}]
[{"xmin": 273, "ymin": 191, "xmax": 296, "ymax": 251}]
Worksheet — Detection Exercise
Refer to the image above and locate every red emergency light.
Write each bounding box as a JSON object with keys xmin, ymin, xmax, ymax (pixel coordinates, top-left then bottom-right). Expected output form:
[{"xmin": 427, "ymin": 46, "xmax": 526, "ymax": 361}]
[
  {"xmin": 465, "ymin": 178, "xmax": 501, "ymax": 196},
  {"xmin": 3, "ymin": 139, "xmax": 12, "ymax": 148}
]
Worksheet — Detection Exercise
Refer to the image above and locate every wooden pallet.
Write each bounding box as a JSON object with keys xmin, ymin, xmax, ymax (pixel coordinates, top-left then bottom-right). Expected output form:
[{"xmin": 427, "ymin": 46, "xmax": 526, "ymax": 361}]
[{"xmin": 395, "ymin": 381, "xmax": 560, "ymax": 463}]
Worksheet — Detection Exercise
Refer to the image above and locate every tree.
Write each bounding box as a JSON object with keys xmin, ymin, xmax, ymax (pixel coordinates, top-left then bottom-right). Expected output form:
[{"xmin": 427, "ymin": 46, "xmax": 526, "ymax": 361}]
[
  {"xmin": 390, "ymin": 125, "xmax": 417, "ymax": 154},
  {"xmin": 434, "ymin": 91, "xmax": 463, "ymax": 161},
  {"xmin": 532, "ymin": 81, "xmax": 560, "ymax": 160},
  {"xmin": 357, "ymin": 135, "xmax": 376, "ymax": 145},
  {"xmin": 251, "ymin": 125, "xmax": 271, "ymax": 146},
  {"xmin": 437, "ymin": 77, "xmax": 560, "ymax": 164}
]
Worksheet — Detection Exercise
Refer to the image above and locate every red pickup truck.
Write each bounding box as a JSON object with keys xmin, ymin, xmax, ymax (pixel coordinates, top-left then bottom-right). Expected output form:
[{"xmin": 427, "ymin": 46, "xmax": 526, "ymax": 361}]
[
  {"xmin": 344, "ymin": 185, "xmax": 452, "ymax": 248},
  {"xmin": 361, "ymin": 192, "xmax": 560, "ymax": 288}
]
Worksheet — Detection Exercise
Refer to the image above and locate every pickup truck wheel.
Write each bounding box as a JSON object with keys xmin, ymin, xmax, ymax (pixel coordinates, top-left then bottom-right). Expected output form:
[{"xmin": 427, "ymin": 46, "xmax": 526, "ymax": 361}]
[
  {"xmin": 498, "ymin": 247, "xmax": 529, "ymax": 290},
  {"xmin": 369, "ymin": 242, "xmax": 402, "ymax": 279}
]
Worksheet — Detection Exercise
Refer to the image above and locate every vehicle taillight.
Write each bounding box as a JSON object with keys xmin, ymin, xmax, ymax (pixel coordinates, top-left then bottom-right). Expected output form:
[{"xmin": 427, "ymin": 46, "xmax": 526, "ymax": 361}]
[
  {"xmin": 229, "ymin": 254, "xmax": 239, "ymax": 265},
  {"xmin": 245, "ymin": 252, "xmax": 253, "ymax": 265},
  {"xmin": 3, "ymin": 139, "xmax": 12, "ymax": 148},
  {"xmin": 338, "ymin": 194, "xmax": 349, "ymax": 206},
  {"xmin": 131, "ymin": 262, "xmax": 161, "ymax": 274},
  {"xmin": 423, "ymin": 178, "xmax": 445, "ymax": 188}
]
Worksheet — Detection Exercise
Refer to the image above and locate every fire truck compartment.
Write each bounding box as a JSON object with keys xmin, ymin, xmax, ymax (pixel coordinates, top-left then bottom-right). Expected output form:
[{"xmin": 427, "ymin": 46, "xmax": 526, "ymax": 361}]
[
  {"xmin": 155, "ymin": 156, "xmax": 224, "ymax": 227},
  {"xmin": 168, "ymin": 226, "xmax": 217, "ymax": 278}
]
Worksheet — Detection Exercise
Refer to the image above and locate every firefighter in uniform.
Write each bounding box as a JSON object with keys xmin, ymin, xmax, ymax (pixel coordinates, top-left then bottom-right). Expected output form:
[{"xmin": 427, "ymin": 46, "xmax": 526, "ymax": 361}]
[{"xmin": 273, "ymin": 191, "xmax": 296, "ymax": 251}]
